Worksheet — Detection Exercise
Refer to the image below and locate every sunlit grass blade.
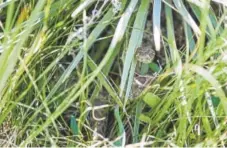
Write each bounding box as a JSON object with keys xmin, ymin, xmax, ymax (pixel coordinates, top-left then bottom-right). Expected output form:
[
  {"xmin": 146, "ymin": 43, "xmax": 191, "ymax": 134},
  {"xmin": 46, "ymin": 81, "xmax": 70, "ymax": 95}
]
[
  {"xmin": 173, "ymin": 0, "xmax": 201, "ymax": 37},
  {"xmin": 71, "ymin": 0, "xmax": 96, "ymax": 18},
  {"xmin": 153, "ymin": 0, "xmax": 162, "ymax": 52},
  {"xmin": 0, "ymin": 0, "xmax": 46, "ymax": 97}
]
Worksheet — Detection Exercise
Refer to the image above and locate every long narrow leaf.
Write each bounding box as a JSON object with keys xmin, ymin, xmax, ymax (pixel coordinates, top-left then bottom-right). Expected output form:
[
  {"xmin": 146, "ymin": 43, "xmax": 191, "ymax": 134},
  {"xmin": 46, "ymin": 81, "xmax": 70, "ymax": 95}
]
[{"xmin": 153, "ymin": 0, "xmax": 162, "ymax": 52}]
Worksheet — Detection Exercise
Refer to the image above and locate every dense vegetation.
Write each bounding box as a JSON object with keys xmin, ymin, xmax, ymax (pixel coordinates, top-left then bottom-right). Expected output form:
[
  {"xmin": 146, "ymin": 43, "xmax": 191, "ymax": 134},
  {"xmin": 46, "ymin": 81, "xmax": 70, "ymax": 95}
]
[{"xmin": 0, "ymin": 0, "xmax": 227, "ymax": 147}]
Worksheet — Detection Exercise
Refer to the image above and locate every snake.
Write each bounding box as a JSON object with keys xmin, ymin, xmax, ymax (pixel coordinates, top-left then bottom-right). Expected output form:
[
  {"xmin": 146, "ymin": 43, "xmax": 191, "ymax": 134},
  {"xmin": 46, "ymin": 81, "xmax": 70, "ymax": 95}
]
[{"xmin": 136, "ymin": 43, "xmax": 155, "ymax": 64}]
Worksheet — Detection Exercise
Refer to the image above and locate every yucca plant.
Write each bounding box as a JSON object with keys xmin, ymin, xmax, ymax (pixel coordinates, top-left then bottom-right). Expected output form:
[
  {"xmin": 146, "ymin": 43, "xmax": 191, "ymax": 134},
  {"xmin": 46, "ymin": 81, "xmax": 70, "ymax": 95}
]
[{"xmin": 0, "ymin": 0, "xmax": 227, "ymax": 147}]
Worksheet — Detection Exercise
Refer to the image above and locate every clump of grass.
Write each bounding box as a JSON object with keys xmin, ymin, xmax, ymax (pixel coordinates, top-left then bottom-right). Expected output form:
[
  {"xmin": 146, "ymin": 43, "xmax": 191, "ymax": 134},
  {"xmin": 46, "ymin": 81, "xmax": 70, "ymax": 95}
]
[{"xmin": 0, "ymin": 0, "xmax": 227, "ymax": 147}]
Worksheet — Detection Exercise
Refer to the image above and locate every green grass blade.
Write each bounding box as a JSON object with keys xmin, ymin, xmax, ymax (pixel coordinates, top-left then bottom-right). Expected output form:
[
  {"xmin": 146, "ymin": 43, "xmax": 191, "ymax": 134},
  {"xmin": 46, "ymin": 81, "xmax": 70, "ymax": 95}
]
[
  {"xmin": 120, "ymin": 0, "xmax": 149, "ymax": 97},
  {"xmin": 20, "ymin": 1, "xmax": 138, "ymax": 145},
  {"xmin": 114, "ymin": 106, "xmax": 125, "ymax": 146},
  {"xmin": 188, "ymin": 64, "xmax": 227, "ymax": 115},
  {"xmin": 133, "ymin": 101, "xmax": 143, "ymax": 143}
]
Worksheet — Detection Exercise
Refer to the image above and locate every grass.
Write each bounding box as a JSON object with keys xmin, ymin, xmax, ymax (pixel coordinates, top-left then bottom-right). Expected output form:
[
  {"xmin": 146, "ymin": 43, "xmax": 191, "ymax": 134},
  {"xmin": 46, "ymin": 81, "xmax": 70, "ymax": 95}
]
[{"xmin": 0, "ymin": 0, "xmax": 227, "ymax": 147}]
